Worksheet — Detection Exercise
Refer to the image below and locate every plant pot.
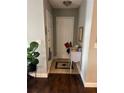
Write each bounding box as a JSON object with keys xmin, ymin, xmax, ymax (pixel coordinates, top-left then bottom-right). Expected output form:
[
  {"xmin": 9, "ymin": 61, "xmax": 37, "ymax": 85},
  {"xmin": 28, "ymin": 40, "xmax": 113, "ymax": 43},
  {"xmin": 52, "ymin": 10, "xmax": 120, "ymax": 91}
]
[{"xmin": 28, "ymin": 64, "xmax": 37, "ymax": 72}]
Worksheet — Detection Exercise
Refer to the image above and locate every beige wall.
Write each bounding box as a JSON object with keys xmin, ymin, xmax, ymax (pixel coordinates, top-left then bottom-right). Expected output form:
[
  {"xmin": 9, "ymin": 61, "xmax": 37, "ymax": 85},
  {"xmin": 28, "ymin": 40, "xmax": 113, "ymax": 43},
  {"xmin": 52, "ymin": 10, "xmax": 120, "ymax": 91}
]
[
  {"xmin": 27, "ymin": 0, "xmax": 47, "ymax": 73},
  {"xmin": 43, "ymin": 0, "xmax": 53, "ymax": 73},
  {"xmin": 79, "ymin": 0, "xmax": 97, "ymax": 87},
  {"xmin": 80, "ymin": 0, "xmax": 94, "ymax": 83},
  {"xmin": 44, "ymin": 0, "xmax": 52, "ymax": 14},
  {"xmin": 77, "ymin": 0, "xmax": 86, "ymax": 72},
  {"xmin": 78, "ymin": 0, "xmax": 86, "ymax": 47},
  {"xmin": 78, "ymin": 0, "xmax": 86, "ymax": 28},
  {"xmin": 86, "ymin": 0, "xmax": 97, "ymax": 83}
]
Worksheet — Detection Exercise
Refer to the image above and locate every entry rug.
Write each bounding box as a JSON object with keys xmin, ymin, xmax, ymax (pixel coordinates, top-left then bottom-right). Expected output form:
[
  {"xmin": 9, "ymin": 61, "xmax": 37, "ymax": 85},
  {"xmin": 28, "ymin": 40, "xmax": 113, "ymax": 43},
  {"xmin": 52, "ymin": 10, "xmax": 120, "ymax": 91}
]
[{"xmin": 55, "ymin": 62, "xmax": 74, "ymax": 69}]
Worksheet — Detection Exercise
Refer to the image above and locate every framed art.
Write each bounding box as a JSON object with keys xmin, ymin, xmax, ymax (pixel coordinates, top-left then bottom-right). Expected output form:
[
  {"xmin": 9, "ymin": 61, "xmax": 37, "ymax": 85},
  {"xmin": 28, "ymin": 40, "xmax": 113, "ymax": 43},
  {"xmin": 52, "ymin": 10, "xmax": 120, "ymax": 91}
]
[{"xmin": 78, "ymin": 27, "xmax": 83, "ymax": 42}]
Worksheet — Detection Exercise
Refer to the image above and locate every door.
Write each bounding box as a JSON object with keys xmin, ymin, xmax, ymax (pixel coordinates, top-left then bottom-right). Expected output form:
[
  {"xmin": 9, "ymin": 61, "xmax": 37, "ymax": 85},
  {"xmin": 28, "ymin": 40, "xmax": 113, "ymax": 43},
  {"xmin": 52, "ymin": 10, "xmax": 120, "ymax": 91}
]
[{"xmin": 56, "ymin": 17, "xmax": 74, "ymax": 58}]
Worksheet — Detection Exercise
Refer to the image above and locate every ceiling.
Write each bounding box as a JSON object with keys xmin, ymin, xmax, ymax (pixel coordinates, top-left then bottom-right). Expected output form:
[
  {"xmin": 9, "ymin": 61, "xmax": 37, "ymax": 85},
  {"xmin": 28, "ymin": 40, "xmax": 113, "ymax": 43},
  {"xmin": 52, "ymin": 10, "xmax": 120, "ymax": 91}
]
[{"xmin": 49, "ymin": 0, "xmax": 82, "ymax": 8}]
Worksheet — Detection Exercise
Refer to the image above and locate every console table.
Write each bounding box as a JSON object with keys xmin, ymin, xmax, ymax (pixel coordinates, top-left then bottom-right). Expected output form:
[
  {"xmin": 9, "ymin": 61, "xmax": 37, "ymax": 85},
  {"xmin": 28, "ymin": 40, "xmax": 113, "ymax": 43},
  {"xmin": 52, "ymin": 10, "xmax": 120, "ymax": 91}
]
[{"xmin": 70, "ymin": 50, "xmax": 81, "ymax": 72}]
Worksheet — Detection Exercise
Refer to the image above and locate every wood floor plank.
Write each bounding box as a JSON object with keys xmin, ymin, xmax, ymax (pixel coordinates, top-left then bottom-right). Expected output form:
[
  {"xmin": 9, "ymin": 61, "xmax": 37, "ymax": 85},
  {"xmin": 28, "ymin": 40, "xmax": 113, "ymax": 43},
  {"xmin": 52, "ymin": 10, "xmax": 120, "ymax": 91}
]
[{"xmin": 27, "ymin": 74, "xmax": 97, "ymax": 93}]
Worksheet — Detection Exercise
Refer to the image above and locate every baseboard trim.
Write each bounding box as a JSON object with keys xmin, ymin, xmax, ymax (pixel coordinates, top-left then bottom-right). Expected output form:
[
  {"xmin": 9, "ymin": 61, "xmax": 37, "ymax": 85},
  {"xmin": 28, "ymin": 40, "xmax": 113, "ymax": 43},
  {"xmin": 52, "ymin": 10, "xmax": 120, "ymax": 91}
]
[
  {"xmin": 80, "ymin": 72, "xmax": 97, "ymax": 88},
  {"xmin": 84, "ymin": 82, "xmax": 97, "ymax": 87},
  {"xmin": 80, "ymin": 72, "xmax": 85, "ymax": 86},
  {"xmin": 29, "ymin": 73, "xmax": 48, "ymax": 78},
  {"xmin": 48, "ymin": 59, "xmax": 53, "ymax": 73}
]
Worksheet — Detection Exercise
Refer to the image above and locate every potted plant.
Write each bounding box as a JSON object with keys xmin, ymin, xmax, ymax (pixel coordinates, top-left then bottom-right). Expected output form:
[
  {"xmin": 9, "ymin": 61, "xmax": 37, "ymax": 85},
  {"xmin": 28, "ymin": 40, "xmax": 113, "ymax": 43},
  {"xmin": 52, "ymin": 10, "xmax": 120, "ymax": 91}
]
[{"xmin": 27, "ymin": 41, "xmax": 40, "ymax": 74}]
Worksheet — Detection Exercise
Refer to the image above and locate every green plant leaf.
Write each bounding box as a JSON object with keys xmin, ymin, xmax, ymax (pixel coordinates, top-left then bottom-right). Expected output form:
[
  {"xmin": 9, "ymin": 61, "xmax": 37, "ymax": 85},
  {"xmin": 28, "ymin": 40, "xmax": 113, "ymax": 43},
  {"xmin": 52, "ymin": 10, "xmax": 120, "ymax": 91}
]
[
  {"xmin": 27, "ymin": 53, "xmax": 32, "ymax": 57},
  {"xmin": 30, "ymin": 42, "xmax": 39, "ymax": 51},
  {"xmin": 27, "ymin": 48, "xmax": 32, "ymax": 53},
  {"xmin": 27, "ymin": 41, "xmax": 40, "ymax": 66},
  {"xmin": 32, "ymin": 59, "xmax": 39, "ymax": 65},
  {"xmin": 33, "ymin": 52, "xmax": 40, "ymax": 57}
]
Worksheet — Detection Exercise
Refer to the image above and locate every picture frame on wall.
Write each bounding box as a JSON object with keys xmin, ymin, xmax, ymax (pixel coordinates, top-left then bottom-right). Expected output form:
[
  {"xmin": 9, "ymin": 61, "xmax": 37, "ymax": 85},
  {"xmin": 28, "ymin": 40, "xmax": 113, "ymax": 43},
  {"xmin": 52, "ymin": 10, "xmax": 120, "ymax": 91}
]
[{"xmin": 78, "ymin": 27, "xmax": 83, "ymax": 42}]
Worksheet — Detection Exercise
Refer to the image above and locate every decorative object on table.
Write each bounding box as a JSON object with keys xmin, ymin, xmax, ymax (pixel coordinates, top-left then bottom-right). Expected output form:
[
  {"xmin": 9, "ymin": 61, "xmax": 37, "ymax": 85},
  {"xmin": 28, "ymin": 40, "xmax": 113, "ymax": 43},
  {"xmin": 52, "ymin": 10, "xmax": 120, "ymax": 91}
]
[
  {"xmin": 78, "ymin": 27, "xmax": 83, "ymax": 42},
  {"xmin": 27, "ymin": 41, "xmax": 40, "ymax": 78},
  {"xmin": 66, "ymin": 48, "xmax": 70, "ymax": 54},
  {"xmin": 69, "ymin": 42, "xmax": 72, "ymax": 47},
  {"xmin": 64, "ymin": 42, "xmax": 70, "ymax": 48},
  {"xmin": 64, "ymin": 41, "xmax": 72, "ymax": 54},
  {"xmin": 71, "ymin": 47, "xmax": 78, "ymax": 52}
]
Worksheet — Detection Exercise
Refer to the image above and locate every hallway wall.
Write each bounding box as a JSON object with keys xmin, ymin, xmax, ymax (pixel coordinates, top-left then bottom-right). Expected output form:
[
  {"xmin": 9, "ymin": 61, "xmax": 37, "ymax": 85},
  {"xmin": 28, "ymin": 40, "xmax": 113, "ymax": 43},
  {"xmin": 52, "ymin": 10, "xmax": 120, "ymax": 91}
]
[
  {"xmin": 53, "ymin": 8, "xmax": 79, "ymax": 56},
  {"xmin": 79, "ymin": 0, "xmax": 96, "ymax": 87},
  {"xmin": 78, "ymin": 0, "xmax": 87, "ymax": 46},
  {"xmin": 44, "ymin": 0, "xmax": 54, "ymax": 73},
  {"xmin": 27, "ymin": 0, "xmax": 47, "ymax": 74},
  {"xmin": 76, "ymin": 0, "xmax": 87, "ymax": 73},
  {"xmin": 86, "ymin": 0, "xmax": 97, "ymax": 83}
]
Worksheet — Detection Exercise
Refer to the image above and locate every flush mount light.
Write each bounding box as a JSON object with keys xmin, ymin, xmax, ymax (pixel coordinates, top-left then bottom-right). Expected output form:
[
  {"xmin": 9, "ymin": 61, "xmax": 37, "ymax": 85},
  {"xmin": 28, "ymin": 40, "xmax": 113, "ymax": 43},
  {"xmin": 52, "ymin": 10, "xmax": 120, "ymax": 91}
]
[{"xmin": 63, "ymin": 0, "xmax": 72, "ymax": 7}]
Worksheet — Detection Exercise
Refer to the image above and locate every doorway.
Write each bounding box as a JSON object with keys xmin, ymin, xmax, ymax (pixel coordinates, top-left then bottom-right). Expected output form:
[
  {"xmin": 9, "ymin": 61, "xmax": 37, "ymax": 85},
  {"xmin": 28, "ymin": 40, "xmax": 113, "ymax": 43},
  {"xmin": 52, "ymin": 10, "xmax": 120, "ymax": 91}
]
[{"xmin": 56, "ymin": 17, "xmax": 74, "ymax": 59}]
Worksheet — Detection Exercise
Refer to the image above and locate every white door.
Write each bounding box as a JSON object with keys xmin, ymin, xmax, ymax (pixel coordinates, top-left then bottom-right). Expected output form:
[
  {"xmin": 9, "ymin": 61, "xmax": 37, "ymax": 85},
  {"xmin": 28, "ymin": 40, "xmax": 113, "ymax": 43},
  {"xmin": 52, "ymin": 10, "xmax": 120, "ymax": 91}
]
[{"xmin": 56, "ymin": 17, "xmax": 74, "ymax": 58}]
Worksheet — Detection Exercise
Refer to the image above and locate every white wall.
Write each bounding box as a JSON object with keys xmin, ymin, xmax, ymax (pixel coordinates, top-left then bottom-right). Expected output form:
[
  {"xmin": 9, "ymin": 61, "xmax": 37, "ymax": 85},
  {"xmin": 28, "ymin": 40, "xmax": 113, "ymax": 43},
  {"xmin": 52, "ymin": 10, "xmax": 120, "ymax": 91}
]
[
  {"xmin": 44, "ymin": 0, "xmax": 53, "ymax": 73},
  {"xmin": 46, "ymin": 9, "xmax": 54, "ymax": 72},
  {"xmin": 79, "ymin": 0, "xmax": 94, "ymax": 86},
  {"xmin": 77, "ymin": 0, "xmax": 87, "ymax": 72},
  {"xmin": 27, "ymin": 0, "xmax": 47, "ymax": 74},
  {"xmin": 86, "ymin": 0, "xmax": 97, "ymax": 84},
  {"xmin": 78, "ymin": 0, "xmax": 86, "ymax": 27},
  {"xmin": 46, "ymin": 9, "xmax": 54, "ymax": 59}
]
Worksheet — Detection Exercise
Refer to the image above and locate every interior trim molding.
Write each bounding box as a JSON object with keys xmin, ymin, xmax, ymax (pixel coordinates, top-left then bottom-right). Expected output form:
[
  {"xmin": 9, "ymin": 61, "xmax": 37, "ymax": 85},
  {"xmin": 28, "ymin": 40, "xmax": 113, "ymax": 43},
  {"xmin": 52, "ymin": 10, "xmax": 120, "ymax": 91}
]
[
  {"xmin": 80, "ymin": 72, "xmax": 85, "ymax": 86},
  {"xmin": 29, "ymin": 73, "xmax": 48, "ymax": 78},
  {"xmin": 80, "ymin": 72, "xmax": 97, "ymax": 87},
  {"xmin": 84, "ymin": 82, "xmax": 97, "ymax": 87},
  {"xmin": 48, "ymin": 59, "xmax": 53, "ymax": 73}
]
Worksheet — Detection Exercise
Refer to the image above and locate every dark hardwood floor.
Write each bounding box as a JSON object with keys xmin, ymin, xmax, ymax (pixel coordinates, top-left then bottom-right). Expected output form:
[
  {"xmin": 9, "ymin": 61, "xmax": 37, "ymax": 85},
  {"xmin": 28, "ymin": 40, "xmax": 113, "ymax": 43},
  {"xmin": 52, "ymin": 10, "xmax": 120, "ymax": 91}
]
[{"xmin": 27, "ymin": 74, "xmax": 97, "ymax": 93}]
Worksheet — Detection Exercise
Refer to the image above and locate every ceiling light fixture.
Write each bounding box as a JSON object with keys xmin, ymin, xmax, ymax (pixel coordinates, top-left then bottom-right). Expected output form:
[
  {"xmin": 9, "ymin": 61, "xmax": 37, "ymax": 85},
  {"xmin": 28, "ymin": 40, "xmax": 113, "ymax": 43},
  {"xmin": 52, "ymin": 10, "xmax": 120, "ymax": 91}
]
[{"xmin": 63, "ymin": 0, "xmax": 72, "ymax": 7}]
